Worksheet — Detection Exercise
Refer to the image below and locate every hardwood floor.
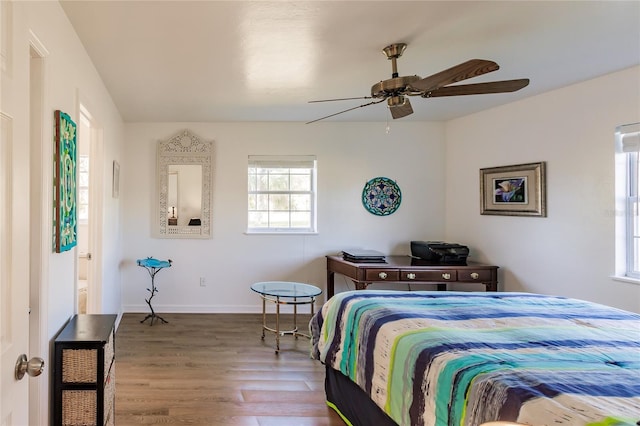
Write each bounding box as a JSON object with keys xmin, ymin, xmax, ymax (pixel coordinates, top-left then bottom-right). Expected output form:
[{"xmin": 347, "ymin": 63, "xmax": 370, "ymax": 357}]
[{"xmin": 115, "ymin": 313, "xmax": 345, "ymax": 426}]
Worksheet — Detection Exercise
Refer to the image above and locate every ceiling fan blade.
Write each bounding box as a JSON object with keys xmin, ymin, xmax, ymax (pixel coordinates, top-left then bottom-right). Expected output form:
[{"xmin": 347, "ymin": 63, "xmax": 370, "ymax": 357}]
[
  {"xmin": 423, "ymin": 79, "xmax": 530, "ymax": 97},
  {"xmin": 306, "ymin": 98, "xmax": 386, "ymax": 124},
  {"xmin": 389, "ymin": 98, "xmax": 413, "ymax": 119},
  {"xmin": 309, "ymin": 96, "xmax": 373, "ymax": 103},
  {"xmin": 410, "ymin": 59, "xmax": 499, "ymax": 92}
]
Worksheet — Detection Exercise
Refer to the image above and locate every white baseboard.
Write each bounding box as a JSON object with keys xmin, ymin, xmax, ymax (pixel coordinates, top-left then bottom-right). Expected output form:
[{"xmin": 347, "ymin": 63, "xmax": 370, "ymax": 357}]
[{"xmin": 121, "ymin": 303, "xmax": 320, "ymax": 314}]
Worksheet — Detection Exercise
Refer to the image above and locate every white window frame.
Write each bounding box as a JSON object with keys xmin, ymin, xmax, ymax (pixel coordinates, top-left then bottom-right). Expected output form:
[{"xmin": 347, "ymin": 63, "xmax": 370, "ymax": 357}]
[
  {"xmin": 77, "ymin": 154, "xmax": 89, "ymax": 225},
  {"xmin": 247, "ymin": 155, "xmax": 317, "ymax": 234},
  {"xmin": 614, "ymin": 123, "xmax": 640, "ymax": 282}
]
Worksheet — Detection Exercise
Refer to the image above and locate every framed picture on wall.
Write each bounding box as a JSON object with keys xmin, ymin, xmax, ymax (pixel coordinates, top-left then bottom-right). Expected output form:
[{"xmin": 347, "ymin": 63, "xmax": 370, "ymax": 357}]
[
  {"xmin": 480, "ymin": 162, "xmax": 546, "ymax": 217},
  {"xmin": 53, "ymin": 110, "xmax": 78, "ymax": 252},
  {"xmin": 113, "ymin": 160, "xmax": 120, "ymax": 198}
]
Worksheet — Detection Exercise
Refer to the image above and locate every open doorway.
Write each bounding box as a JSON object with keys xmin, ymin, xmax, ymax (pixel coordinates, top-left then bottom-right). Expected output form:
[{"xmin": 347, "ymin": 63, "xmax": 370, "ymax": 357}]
[{"xmin": 76, "ymin": 106, "xmax": 98, "ymax": 314}]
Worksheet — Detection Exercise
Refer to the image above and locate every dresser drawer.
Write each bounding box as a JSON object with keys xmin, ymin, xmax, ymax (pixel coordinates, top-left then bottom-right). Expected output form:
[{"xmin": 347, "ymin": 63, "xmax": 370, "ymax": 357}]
[
  {"xmin": 458, "ymin": 269, "xmax": 492, "ymax": 282},
  {"xmin": 365, "ymin": 269, "xmax": 400, "ymax": 281},
  {"xmin": 401, "ymin": 270, "xmax": 457, "ymax": 281}
]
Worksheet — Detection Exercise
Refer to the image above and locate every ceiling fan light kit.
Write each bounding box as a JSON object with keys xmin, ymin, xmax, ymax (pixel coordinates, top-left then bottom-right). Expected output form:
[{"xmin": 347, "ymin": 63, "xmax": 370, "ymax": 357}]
[{"xmin": 307, "ymin": 43, "xmax": 530, "ymax": 123}]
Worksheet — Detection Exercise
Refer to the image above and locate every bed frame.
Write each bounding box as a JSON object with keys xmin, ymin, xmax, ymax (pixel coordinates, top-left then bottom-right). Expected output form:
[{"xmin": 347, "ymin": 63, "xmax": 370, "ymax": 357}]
[{"xmin": 325, "ymin": 366, "xmax": 397, "ymax": 426}]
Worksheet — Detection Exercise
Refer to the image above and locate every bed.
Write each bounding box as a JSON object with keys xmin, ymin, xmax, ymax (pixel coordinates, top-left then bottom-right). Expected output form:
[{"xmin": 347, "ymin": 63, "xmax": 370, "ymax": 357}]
[{"xmin": 310, "ymin": 291, "xmax": 640, "ymax": 426}]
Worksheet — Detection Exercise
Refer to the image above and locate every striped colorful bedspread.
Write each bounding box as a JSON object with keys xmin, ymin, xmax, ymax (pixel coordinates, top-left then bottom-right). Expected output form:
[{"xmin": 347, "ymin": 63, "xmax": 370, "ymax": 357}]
[{"xmin": 310, "ymin": 291, "xmax": 640, "ymax": 426}]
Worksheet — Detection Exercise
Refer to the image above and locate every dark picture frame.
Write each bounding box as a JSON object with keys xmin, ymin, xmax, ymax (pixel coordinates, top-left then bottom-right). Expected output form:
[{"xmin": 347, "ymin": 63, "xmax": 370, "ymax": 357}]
[{"xmin": 480, "ymin": 162, "xmax": 546, "ymax": 217}]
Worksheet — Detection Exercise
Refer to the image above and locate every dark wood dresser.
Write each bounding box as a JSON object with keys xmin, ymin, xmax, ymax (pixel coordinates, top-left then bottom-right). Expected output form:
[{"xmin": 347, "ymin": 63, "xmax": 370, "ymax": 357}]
[
  {"xmin": 326, "ymin": 255, "xmax": 498, "ymax": 298},
  {"xmin": 53, "ymin": 314, "xmax": 117, "ymax": 426}
]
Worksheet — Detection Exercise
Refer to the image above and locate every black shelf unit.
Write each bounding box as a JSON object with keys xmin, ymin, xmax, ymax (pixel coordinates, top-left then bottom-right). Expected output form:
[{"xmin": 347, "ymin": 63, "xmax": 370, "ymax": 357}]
[{"xmin": 53, "ymin": 314, "xmax": 116, "ymax": 426}]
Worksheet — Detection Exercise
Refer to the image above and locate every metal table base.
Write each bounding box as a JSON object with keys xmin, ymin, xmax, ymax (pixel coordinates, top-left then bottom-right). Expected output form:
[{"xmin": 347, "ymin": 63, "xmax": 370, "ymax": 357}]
[
  {"xmin": 258, "ymin": 294, "xmax": 316, "ymax": 354},
  {"xmin": 251, "ymin": 281, "xmax": 322, "ymax": 354}
]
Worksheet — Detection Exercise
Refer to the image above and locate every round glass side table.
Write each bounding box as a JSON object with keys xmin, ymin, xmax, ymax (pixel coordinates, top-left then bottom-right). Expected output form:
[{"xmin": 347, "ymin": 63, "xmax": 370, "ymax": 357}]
[{"xmin": 250, "ymin": 281, "xmax": 322, "ymax": 354}]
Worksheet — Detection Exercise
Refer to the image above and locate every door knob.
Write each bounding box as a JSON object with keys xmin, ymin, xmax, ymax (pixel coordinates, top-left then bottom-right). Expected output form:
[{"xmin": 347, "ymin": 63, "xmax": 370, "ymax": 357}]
[{"xmin": 15, "ymin": 354, "xmax": 45, "ymax": 380}]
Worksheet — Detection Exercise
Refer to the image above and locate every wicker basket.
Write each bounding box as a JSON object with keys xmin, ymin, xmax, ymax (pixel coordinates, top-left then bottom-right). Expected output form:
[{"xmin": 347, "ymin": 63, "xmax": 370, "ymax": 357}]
[
  {"xmin": 104, "ymin": 365, "xmax": 116, "ymax": 426},
  {"xmin": 104, "ymin": 331, "xmax": 114, "ymax": 374},
  {"xmin": 62, "ymin": 390, "xmax": 97, "ymax": 426},
  {"xmin": 62, "ymin": 349, "xmax": 97, "ymax": 383}
]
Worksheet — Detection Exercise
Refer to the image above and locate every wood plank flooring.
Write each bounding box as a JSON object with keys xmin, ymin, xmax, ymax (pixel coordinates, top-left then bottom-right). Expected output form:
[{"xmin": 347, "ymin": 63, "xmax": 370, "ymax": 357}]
[{"xmin": 115, "ymin": 313, "xmax": 345, "ymax": 426}]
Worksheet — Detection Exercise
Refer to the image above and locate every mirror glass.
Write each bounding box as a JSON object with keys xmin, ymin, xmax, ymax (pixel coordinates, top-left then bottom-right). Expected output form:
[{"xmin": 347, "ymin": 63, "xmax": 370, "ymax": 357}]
[
  {"xmin": 156, "ymin": 130, "xmax": 212, "ymax": 238},
  {"xmin": 167, "ymin": 165, "xmax": 202, "ymax": 226}
]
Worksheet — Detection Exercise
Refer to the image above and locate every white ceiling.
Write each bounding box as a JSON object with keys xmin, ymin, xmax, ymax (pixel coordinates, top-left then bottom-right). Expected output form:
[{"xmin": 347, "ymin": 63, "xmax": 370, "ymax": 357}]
[{"xmin": 59, "ymin": 1, "xmax": 640, "ymax": 123}]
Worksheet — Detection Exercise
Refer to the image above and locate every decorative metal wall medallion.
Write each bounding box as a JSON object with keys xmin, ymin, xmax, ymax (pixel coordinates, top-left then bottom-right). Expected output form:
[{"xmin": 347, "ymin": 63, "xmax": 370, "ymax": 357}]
[{"xmin": 362, "ymin": 177, "xmax": 402, "ymax": 216}]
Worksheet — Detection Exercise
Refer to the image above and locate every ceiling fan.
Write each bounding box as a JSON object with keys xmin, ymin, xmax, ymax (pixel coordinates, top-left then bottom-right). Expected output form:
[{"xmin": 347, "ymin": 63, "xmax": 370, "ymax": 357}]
[{"xmin": 307, "ymin": 43, "xmax": 529, "ymax": 123}]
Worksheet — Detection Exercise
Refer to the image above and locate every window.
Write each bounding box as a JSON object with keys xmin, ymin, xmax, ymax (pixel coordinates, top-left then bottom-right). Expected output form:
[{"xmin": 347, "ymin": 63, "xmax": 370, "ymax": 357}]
[
  {"xmin": 78, "ymin": 154, "xmax": 89, "ymax": 224},
  {"xmin": 247, "ymin": 155, "xmax": 317, "ymax": 233},
  {"xmin": 615, "ymin": 123, "xmax": 640, "ymax": 280}
]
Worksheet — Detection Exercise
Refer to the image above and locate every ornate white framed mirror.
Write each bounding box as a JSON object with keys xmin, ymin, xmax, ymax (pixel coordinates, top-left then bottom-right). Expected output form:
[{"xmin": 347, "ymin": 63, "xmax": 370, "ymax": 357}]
[{"xmin": 155, "ymin": 130, "xmax": 213, "ymax": 238}]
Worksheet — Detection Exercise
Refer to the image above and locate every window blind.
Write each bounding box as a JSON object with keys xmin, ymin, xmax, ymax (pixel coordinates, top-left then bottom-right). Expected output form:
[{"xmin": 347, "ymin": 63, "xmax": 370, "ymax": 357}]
[
  {"xmin": 617, "ymin": 123, "xmax": 640, "ymax": 153},
  {"xmin": 248, "ymin": 155, "xmax": 316, "ymax": 169}
]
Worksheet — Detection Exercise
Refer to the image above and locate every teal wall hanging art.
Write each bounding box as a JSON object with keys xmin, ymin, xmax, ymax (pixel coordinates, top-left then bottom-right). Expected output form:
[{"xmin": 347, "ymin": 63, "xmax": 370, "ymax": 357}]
[
  {"xmin": 362, "ymin": 177, "xmax": 402, "ymax": 216},
  {"xmin": 53, "ymin": 110, "xmax": 77, "ymax": 253}
]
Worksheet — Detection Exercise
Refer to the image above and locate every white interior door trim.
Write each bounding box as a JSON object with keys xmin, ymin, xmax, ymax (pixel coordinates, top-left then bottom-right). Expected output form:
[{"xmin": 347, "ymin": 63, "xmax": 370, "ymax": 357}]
[
  {"xmin": 28, "ymin": 29, "xmax": 50, "ymax": 426},
  {"xmin": 78, "ymin": 99, "xmax": 104, "ymax": 314}
]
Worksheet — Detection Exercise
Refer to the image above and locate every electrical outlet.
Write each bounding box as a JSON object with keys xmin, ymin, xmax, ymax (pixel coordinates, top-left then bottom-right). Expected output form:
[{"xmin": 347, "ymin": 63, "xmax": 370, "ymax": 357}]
[{"xmin": 199, "ymin": 277, "xmax": 206, "ymax": 287}]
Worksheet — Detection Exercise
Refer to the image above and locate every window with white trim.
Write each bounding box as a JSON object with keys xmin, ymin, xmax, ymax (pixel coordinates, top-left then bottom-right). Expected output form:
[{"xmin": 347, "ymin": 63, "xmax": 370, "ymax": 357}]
[
  {"xmin": 247, "ymin": 155, "xmax": 317, "ymax": 233},
  {"xmin": 78, "ymin": 154, "xmax": 89, "ymax": 224},
  {"xmin": 615, "ymin": 123, "xmax": 640, "ymax": 280}
]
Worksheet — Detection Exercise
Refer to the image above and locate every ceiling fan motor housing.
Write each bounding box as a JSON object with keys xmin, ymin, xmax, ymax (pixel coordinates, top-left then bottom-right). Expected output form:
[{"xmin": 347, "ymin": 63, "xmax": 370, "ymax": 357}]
[
  {"xmin": 371, "ymin": 75, "xmax": 421, "ymax": 98},
  {"xmin": 387, "ymin": 96, "xmax": 407, "ymax": 107}
]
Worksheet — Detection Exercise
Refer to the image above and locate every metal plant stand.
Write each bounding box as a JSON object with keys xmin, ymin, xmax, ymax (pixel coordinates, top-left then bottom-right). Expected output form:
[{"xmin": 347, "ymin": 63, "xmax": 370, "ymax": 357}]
[{"xmin": 136, "ymin": 257, "xmax": 172, "ymax": 325}]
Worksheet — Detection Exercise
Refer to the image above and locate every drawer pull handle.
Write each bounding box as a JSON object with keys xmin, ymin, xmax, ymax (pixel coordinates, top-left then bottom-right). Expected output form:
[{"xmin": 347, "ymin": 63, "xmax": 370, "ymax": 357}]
[
  {"xmin": 442, "ymin": 273, "xmax": 451, "ymax": 280},
  {"xmin": 407, "ymin": 273, "xmax": 416, "ymax": 280},
  {"xmin": 471, "ymin": 272, "xmax": 479, "ymax": 280},
  {"xmin": 378, "ymin": 272, "xmax": 388, "ymax": 279}
]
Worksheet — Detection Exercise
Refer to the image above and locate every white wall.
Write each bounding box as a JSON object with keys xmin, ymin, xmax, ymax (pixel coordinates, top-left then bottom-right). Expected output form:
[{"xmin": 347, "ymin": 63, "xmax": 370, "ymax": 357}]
[
  {"xmin": 445, "ymin": 66, "xmax": 640, "ymax": 313},
  {"xmin": 8, "ymin": 2, "xmax": 125, "ymax": 421},
  {"xmin": 20, "ymin": 1, "xmax": 125, "ymax": 325},
  {"xmin": 121, "ymin": 122, "xmax": 446, "ymax": 312}
]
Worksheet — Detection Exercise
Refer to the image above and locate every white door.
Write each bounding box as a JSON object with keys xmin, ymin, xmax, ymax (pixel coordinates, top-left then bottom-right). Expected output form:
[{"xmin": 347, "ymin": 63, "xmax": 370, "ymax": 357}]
[
  {"xmin": 1, "ymin": 104, "xmax": 35, "ymax": 426},
  {"xmin": 1, "ymin": 4, "xmax": 44, "ymax": 424}
]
